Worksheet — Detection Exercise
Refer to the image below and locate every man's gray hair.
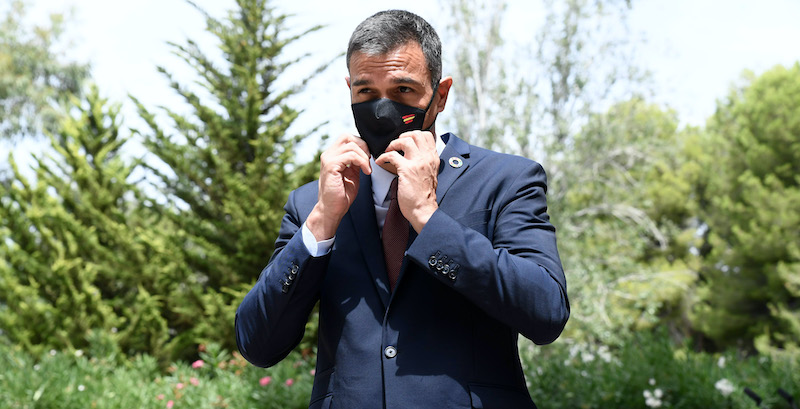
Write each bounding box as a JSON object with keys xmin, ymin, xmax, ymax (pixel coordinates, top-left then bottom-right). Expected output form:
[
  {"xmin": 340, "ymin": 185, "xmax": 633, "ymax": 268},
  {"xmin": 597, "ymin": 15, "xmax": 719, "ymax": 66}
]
[{"xmin": 346, "ymin": 10, "xmax": 442, "ymax": 90}]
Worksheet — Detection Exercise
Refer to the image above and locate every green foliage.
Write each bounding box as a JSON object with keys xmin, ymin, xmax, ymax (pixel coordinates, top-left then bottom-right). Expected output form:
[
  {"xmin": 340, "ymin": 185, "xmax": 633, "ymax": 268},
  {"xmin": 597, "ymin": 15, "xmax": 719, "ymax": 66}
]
[
  {"xmin": 522, "ymin": 330, "xmax": 800, "ymax": 409},
  {"xmin": 552, "ymin": 98, "xmax": 700, "ymax": 343},
  {"xmin": 132, "ymin": 0, "xmax": 325, "ymax": 355},
  {"xmin": 0, "ymin": 86, "xmax": 191, "ymax": 363},
  {"xmin": 2, "ymin": 331, "xmax": 797, "ymax": 409},
  {"xmin": 0, "ymin": 336, "xmax": 315, "ymax": 408},
  {"xmin": 0, "ymin": 0, "xmax": 89, "ymax": 141},
  {"xmin": 692, "ymin": 63, "xmax": 800, "ymax": 354},
  {"xmin": 0, "ymin": 0, "xmax": 325, "ymax": 365}
]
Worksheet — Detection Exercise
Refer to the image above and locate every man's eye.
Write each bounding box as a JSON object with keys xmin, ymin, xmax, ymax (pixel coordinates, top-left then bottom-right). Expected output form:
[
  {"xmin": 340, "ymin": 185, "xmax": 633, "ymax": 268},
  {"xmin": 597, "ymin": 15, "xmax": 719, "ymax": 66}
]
[
  {"xmin": 358, "ymin": 88, "xmax": 372, "ymax": 94},
  {"xmin": 398, "ymin": 86, "xmax": 412, "ymax": 93}
]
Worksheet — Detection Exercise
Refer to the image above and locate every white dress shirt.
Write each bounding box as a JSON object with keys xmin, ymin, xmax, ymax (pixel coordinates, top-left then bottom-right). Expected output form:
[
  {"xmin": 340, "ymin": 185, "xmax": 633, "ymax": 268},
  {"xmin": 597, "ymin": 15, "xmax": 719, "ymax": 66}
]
[{"xmin": 302, "ymin": 134, "xmax": 446, "ymax": 257}]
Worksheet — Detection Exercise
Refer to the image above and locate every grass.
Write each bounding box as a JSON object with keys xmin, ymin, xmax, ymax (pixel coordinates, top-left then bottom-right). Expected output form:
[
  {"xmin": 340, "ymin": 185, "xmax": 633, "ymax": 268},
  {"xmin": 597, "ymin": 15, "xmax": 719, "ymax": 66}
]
[{"xmin": 1, "ymin": 331, "xmax": 798, "ymax": 408}]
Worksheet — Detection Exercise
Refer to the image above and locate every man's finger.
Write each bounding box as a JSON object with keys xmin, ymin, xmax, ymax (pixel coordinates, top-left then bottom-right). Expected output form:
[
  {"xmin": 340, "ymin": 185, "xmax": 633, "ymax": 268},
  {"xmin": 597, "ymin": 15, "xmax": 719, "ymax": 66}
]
[
  {"xmin": 398, "ymin": 130, "xmax": 435, "ymax": 147},
  {"xmin": 411, "ymin": 130, "xmax": 436, "ymax": 150},
  {"xmin": 335, "ymin": 151, "xmax": 372, "ymax": 175},
  {"xmin": 375, "ymin": 150, "xmax": 405, "ymax": 169},
  {"xmin": 342, "ymin": 141, "xmax": 370, "ymax": 163},
  {"xmin": 335, "ymin": 133, "xmax": 369, "ymax": 155},
  {"xmin": 385, "ymin": 135, "xmax": 420, "ymax": 157}
]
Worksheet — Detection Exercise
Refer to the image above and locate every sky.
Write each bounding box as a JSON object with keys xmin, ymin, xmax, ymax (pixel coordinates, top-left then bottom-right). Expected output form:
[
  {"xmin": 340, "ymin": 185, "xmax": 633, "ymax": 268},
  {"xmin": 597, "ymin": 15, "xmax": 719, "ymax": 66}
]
[{"xmin": 5, "ymin": 0, "xmax": 800, "ymax": 164}]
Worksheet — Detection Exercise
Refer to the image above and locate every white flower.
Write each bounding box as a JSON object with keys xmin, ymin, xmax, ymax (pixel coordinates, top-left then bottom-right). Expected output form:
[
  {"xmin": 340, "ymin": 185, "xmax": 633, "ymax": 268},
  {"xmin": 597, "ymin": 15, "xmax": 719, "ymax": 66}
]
[
  {"xmin": 33, "ymin": 364, "xmax": 41, "ymax": 371},
  {"xmin": 111, "ymin": 327, "xmax": 118, "ymax": 334},
  {"xmin": 649, "ymin": 378, "xmax": 656, "ymax": 386},
  {"xmin": 77, "ymin": 384, "xmax": 85, "ymax": 392},
  {"xmin": 74, "ymin": 349, "xmax": 84, "ymax": 358},
  {"xmin": 49, "ymin": 349, "xmax": 57, "ymax": 356},
  {"xmin": 644, "ymin": 389, "xmax": 663, "ymax": 408},
  {"xmin": 715, "ymin": 378, "xmax": 735, "ymax": 397},
  {"xmin": 568, "ymin": 344, "xmax": 581, "ymax": 359},
  {"xmin": 717, "ymin": 356, "xmax": 726, "ymax": 368},
  {"xmin": 597, "ymin": 345, "xmax": 613, "ymax": 363},
  {"xmin": 581, "ymin": 352, "xmax": 595, "ymax": 363},
  {"xmin": 646, "ymin": 397, "xmax": 663, "ymax": 408}
]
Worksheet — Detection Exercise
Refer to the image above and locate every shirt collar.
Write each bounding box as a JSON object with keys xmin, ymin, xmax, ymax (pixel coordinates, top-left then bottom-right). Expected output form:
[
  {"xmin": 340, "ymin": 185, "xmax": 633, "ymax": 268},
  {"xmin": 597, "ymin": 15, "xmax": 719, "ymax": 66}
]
[{"xmin": 371, "ymin": 133, "xmax": 446, "ymax": 206}]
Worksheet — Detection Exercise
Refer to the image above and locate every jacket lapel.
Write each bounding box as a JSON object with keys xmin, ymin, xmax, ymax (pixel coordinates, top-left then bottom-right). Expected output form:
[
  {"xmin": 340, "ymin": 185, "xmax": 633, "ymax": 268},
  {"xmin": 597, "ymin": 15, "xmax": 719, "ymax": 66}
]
[
  {"xmin": 435, "ymin": 133, "xmax": 471, "ymax": 204},
  {"xmin": 347, "ymin": 172, "xmax": 391, "ymax": 308},
  {"xmin": 391, "ymin": 134, "xmax": 471, "ymax": 299}
]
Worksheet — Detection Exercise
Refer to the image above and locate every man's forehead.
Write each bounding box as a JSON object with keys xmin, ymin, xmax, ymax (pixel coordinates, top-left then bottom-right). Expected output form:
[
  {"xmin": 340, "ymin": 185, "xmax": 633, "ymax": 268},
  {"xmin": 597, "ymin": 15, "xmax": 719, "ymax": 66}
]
[{"xmin": 348, "ymin": 43, "xmax": 430, "ymax": 85}]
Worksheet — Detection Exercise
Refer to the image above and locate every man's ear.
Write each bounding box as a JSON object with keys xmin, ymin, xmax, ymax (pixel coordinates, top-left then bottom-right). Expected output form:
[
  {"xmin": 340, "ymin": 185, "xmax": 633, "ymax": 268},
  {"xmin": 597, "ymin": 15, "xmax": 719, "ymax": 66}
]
[
  {"xmin": 345, "ymin": 76, "xmax": 351, "ymax": 89},
  {"xmin": 435, "ymin": 76, "xmax": 453, "ymax": 113}
]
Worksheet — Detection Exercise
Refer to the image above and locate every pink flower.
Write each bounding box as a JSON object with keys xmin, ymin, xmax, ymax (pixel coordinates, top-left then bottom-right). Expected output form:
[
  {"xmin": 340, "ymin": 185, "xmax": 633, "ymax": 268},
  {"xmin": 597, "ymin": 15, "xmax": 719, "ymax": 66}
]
[
  {"xmin": 166, "ymin": 400, "xmax": 174, "ymax": 409},
  {"xmin": 156, "ymin": 394, "xmax": 165, "ymax": 401},
  {"xmin": 285, "ymin": 378, "xmax": 294, "ymax": 387},
  {"xmin": 190, "ymin": 377, "xmax": 199, "ymax": 386},
  {"xmin": 192, "ymin": 359, "xmax": 204, "ymax": 369},
  {"xmin": 310, "ymin": 369, "xmax": 316, "ymax": 376},
  {"xmin": 176, "ymin": 382, "xmax": 184, "ymax": 390},
  {"xmin": 259, "ymin": 376, "xmax": 272, "ymax": 386}
]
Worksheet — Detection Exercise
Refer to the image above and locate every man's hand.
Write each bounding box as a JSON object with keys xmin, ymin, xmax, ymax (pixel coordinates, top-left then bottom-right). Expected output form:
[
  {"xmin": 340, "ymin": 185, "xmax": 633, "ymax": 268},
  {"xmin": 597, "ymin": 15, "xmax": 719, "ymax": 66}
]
[
  {"xmin": 376, "ymin": 130, "xmax": 440, "ymax": 233},
  {"xmin": 306, "ymin": 134, "xmax": 371, "ymax": 241}
]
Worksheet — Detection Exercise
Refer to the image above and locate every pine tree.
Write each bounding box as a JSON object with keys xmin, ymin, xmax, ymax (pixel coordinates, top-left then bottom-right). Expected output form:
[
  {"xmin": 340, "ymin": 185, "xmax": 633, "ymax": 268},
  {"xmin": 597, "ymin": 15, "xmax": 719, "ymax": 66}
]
[
  {"xmin": 132, "ymin": 0, "xmax": 325, "ymax": 352},
  {"xmin": 692, "ymin": 63, "xmax": 800, "ymax": 354},
  {"xmin": 0, "ymin": 87, "xmax": 186, "ymax": 360}
]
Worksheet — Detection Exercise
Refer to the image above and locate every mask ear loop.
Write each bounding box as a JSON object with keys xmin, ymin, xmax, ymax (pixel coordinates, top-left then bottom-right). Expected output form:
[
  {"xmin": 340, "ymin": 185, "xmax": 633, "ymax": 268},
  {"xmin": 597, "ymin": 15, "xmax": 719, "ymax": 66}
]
[{"xmin": 422, "ymin": 82, "xmax": 440, "ymax": 132}]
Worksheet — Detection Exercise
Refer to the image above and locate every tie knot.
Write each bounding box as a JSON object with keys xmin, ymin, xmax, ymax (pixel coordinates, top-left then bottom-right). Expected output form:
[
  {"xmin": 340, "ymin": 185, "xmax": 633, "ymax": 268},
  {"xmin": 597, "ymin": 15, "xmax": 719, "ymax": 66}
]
[{"xmin": 388, "ymin": 177, "xmax": 399, "ymax": 201}]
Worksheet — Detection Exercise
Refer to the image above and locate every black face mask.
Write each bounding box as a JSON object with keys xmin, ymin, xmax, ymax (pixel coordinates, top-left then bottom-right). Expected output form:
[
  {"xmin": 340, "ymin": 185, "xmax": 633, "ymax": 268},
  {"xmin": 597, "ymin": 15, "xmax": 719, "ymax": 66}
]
[{"xmin": 351, "ymin": 86, "xmax": 437, "ymax": 159}]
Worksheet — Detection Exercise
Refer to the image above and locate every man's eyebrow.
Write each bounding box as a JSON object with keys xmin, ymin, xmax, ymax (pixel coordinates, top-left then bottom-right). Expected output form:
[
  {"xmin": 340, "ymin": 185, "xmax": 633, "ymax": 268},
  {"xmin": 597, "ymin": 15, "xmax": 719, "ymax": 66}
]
[
  {"xmin": 351, "ymin": 77, "xmax": 425, "ymax": 87},
  {"xmin": 392, "ymin": 77, "xmax": 423, "ymax": 86},
  {"xmin": 351, "ymin": 78, "xmax": 372, "ymax": 87}
]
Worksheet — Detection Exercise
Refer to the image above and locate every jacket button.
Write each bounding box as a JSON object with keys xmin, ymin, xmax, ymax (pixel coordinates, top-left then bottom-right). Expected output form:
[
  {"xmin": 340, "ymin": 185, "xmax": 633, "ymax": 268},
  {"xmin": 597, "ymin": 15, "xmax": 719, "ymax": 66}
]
[{"xmin": 384, "ymin": 346, "xmax": 397, "ymax": 359}]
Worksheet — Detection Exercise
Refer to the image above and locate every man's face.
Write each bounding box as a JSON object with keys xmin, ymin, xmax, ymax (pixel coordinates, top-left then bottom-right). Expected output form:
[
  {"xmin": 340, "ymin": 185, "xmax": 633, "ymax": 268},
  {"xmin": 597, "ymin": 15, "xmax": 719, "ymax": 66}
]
[{"xmin": 347, "ymin": 41, "xmax": 437, "ymax": 129}]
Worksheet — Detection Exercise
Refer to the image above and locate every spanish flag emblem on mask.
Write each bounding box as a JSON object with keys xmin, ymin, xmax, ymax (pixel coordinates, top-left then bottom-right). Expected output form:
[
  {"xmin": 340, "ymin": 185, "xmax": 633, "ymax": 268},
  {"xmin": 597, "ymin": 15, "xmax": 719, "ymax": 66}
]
[{"xmin": 402, "ymin": 114, "xmax": 415, "ymax": 124}]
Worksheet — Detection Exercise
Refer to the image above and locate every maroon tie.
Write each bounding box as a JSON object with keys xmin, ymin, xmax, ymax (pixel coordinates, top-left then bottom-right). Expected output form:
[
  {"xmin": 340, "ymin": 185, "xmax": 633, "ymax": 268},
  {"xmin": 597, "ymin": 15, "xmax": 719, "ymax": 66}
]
[{"xmin": 383, "ymin": 178, "xmax": 408, "ymax": 291}]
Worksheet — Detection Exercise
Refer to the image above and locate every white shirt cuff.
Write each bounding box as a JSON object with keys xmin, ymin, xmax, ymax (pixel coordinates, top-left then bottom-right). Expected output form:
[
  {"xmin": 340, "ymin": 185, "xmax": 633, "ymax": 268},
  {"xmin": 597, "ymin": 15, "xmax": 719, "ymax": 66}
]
[{"xmin": 301, "ymin": 222, "xmax": 334, "ymax": 257}]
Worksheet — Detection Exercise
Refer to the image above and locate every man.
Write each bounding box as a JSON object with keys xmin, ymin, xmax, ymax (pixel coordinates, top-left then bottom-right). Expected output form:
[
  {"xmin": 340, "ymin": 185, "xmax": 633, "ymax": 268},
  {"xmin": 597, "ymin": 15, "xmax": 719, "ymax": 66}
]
[{"xmin": 236, "ymin": 10, "xmax": 569, "ymax": 409}]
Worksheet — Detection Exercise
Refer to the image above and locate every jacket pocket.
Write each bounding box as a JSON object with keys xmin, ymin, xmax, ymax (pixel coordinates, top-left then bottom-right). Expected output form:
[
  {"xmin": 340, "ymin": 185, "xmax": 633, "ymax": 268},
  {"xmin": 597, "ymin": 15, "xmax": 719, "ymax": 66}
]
[{"xmin": 468, "ymin": 383, "xmax": 537, "ymax": 409}]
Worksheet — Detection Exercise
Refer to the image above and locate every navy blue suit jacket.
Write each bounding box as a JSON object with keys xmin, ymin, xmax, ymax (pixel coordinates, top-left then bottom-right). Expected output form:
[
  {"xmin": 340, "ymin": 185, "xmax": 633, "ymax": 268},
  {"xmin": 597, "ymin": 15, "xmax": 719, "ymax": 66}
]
[{"xmin": 236, "ymin": 133, "xmax": 569, "ymax": 409}]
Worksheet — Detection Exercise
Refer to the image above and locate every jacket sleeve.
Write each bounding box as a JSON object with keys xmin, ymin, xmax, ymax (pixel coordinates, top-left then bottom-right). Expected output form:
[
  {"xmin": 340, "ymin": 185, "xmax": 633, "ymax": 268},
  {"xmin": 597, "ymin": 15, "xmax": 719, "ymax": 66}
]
[
  {"xmin": 235, "ymin": 189, "xmax": 328, "ymax": 367},
  {"xmin": 406, "ymin": 161, "xmax": 569, "ymax": 345}
]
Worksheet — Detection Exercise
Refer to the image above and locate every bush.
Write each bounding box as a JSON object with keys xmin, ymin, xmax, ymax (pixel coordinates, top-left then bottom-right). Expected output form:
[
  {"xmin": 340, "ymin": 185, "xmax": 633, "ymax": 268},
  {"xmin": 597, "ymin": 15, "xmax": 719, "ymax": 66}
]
[
  {"xmin": 522, "ymin": 330, "xmax": 800, "ymax": 409},
  {"xmin": 0, "ymin": 337, "xmax": 315, "ymax": 409},
  {"xmin": 2, "ymin": 330, "xmax": 797, "ymax": 408}
]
